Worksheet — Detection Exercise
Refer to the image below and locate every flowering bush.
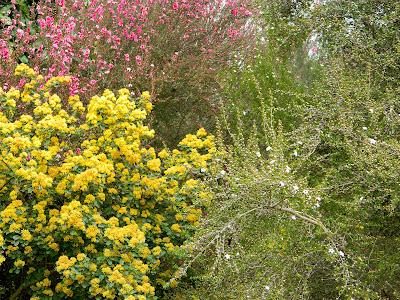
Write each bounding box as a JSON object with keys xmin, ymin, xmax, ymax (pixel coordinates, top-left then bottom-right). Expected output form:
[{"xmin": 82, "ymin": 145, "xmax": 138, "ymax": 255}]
[
  {"xmin": 0, "ymin": 64, "xmax": 215, "ymax": 299},
  {"xmin": 0, "ymin": 0, "xmax": 255, "ymax": 143}
]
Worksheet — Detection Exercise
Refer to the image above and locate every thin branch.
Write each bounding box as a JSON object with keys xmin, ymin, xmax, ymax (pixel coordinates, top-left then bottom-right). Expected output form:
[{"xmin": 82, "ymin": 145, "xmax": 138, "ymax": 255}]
[{"xmin": 277, "ymin": 206, "xmax": 331, "ymax": 235}]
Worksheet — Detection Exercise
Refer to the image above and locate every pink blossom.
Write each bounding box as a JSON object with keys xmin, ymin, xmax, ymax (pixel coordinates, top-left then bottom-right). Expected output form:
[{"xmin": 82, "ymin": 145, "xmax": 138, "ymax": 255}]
[
  {"xmin": 0, "ymin": 47, "xmax": 9, "ymax": 60},
  {"xmin": 172, "ymin": 2, "xmax": 179, "ymax": 10},
  {"xmin": 16, "ymin": 29, "xmax": 24, "ymax": 40}
]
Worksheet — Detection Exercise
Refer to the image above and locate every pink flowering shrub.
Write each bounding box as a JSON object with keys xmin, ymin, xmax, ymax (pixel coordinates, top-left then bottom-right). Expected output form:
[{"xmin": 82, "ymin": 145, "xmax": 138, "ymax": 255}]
[{"xmin": 0, "ymin": 0, "xmax": 256, "ymax": 143}]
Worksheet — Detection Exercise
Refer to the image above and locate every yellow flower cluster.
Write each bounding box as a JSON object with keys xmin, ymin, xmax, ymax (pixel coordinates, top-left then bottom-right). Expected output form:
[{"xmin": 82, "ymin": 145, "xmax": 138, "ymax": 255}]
[{"xmin": 0, "ymin": 65, "xmax": 215, "ymax": 299}]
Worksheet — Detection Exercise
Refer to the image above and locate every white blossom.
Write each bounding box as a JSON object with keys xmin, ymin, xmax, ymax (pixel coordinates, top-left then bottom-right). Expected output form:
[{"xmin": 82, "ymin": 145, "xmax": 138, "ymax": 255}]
[
  {"xmin": 291, "ymin": 215, "xmax": 297, "ymax": 220},
  {"xmin": 279, "ymin": 181, "xmax": 286, "ymax": 187},
  {"xmin": 369, "ymin": 138, "xmax": 377, "ymax": 145},
  {"xmin": 328, "ymin": 248, "xmax": 335, "ymax": 254},
  {"xmin": 266, "ymin": 146, "xmax": 272, "ymax": 151},
  {"xmin": 224, "ymin": 254, "xmax": 231, "ymax": 260},
  {"xmin": 256, "ymin": 151, "xmax": 261, "ymax": 158}
]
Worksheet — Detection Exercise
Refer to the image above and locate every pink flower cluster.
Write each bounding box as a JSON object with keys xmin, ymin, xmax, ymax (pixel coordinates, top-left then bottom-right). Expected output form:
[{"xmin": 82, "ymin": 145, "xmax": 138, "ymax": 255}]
[{"xmin": 0, "ymin": 0, "xmax": 255, "ymax": 100}]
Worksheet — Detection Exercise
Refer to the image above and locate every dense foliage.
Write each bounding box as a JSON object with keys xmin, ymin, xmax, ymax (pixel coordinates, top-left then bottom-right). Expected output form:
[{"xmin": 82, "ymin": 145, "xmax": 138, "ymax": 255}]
[
  {"xmin": 0, "ymin": 0, "xmax": 399, "ymax": 299},
  {"xmin": 166, "ymin": 0, "xmax": 400, "ymax": 299}
]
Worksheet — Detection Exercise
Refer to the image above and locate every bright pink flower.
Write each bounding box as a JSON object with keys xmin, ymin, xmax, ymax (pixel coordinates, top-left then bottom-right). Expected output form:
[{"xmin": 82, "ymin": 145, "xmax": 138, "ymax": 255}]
[
  {"xmin": 172, "ymin": 2, "xmax": 179, "ymax": 10},
  {"xmin": 0, "ymin": 48, "xmax": 9, "ymax": 60}
]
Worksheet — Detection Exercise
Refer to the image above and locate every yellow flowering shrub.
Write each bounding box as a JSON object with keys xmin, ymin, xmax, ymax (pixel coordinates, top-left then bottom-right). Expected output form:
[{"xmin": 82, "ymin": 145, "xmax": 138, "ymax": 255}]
[{"xmin": 0, "ymin": 64, "xmax": 215, "ymax": 299}]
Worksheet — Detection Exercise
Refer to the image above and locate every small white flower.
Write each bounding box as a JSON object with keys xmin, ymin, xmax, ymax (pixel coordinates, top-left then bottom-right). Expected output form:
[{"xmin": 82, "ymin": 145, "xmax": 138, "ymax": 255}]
[
  {"xmin": 269, "ymin": 160, "xmax": 276, "ymax": 165},
  {"xmin": 150, "ymin": 64, "xmax": 155, "ymax": 67},
  {"xmin": 279, "ymin": 181, "xmax": 285, "ymax": 187},
  {"xmin": 303, "ymin": 189, "xmax": 309, "ymax": 195},
  {"xmin": 126, "ymin": 67, "xmax": 132, "ymax": 72},
  {"xmin": 285, "ymin": 166, "xmax": 291, "ymax": 173},
  {"xmin": 243, "ymin": 110, "xmax": 248, "ymax": 116},
  {"xmin": 369, "ymin": 108, "xmax": 374, "ymax": 113},
  {"xmin": 224, "ymin": 254, "xmax": 231, "ymax": 260},
  {"xmin": 220, "ymin": 170, "xmax": 226, "ymax": 176},
  {"xmin": 266, "ymin": 146, "xmax": 272, "ymax": 151},
  {"xmin": 128, "ymin": 83, "xmax": 133, "ymax": 88},
  {"xmin": 314, "ymin": 202, "xmax": 320, "ymax": 208},
  {"xmin": 291, "ymin": 215, "xmax": 297, "ymax": 220},
  {"xmin": 328, "ymin": 248, "xmax": 335, "ymax": 254},
  {"xmin": 369, "ymin": 138, "xmax": 377, "ymax": 145},
  {"xmin": 316, "ymin": 196, "xmax": 321, "ymax": 201},
  {"xmin": 200, "ymin": 168, "xmax": 206, "ymax": 173},
  {"xmin": 256, "ymin": 151, "xmax": 261, "ymax": 158},
  {"xmin": 339, "ymin": 251, "xmax": 345, "ymax": 257},
  {"xmin": 292, "ymin": 185, "xmax": 299, "ymax": 193},
  {"xmin": 265, "ymin": 285, "xmax": 270, "ymax": 291},
  {"xmin": 293, "ymin": 150, "xmax": 298, "ymax": 157},
  {"xmin": 362, "ymin": 126, "xmax": 367, "ymax": 131}
]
